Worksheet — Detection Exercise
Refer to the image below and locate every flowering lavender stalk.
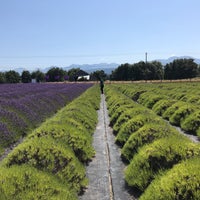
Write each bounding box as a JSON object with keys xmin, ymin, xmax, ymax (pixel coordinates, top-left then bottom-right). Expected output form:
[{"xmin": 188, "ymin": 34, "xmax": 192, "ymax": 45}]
[{"xmin": 0, "ymin": 83, "xmax": 93, "ymax": 150}]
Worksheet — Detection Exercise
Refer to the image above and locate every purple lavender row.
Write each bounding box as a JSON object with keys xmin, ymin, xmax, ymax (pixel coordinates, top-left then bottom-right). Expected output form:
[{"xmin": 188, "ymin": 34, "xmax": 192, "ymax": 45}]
[{"xmin": 0, "ymin": 83, "xmax": 93, "ymax": 149}]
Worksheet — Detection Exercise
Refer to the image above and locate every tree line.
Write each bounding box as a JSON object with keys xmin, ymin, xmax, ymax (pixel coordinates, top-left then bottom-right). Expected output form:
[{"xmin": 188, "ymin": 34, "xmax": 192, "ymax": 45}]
[
  {"xmin": 0, "ymin": 67, "xmax": 107, "ymax": 83},
  {"xmin": 0, "ymin": 58, "xmax": 199, "ymax": 83},
  {"xmin": 111, "ymin": 58, "xmax": 200, "ymax": 81}
]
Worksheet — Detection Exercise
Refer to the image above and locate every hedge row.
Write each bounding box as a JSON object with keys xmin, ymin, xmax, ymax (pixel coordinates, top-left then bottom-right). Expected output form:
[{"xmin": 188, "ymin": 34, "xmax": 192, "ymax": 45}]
[
  {"xmin": 105, "ymin": 85, "xmax": 200, "ymax": 199},
  {"xmin": 111, "ymin": 83, "xmax": 200, "ymax": 137},
  {"xmin": 0, "ymin": 83, "xmax": 93, "ymax": 155},
  {"xmin": 0, "ymin": 85, "xmax": 100, "ymax": 200}
]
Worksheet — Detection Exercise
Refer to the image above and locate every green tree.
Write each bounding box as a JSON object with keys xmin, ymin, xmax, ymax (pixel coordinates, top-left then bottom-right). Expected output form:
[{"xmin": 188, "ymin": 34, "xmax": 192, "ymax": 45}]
[
  {"xmin": 111, "ymin": 63, "xmax": 131, "ymax": 81},
  {"xmin": 164, "ymin": 58, "xmax": 198, "ymax": 80},
  {"xmin": 147, "ymin": 61, "xmax": 163, "ymax": 80},
  {"xmin": 21, "ymin": 70, "xmax": 31, "ymax": 83},
  {"xmin": 111, "ymin": 61, "xmax": 163, "ymax": 81},
  {"xmin": 46, "ymin": 67, "xmax": 66, "ymax": 82},
  {"xmin": 0, "ymin": 72, "xmax": 6, "ymax": 83},
  {"xmin": 5, "ymin": 70, "xmax": 21, "ymax": 83},
  {"xmin": 31, "ymin": 70, "xmax": 45, "ymax": 82},
  {"xmin": 197, "ymin": 65, "xmax": 200, "ymax": 77},
  {"xmin": 90, "ymin": 70, "xmax": 107, "ymax": 81},
  {"xmin": 67, "ymin": 68, "xmax": 80, "ymax": 81}
]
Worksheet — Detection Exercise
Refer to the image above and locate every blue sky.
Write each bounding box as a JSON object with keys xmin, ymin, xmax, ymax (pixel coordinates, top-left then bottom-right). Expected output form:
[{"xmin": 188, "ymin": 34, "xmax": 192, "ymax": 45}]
[{"xmin": 0, "ymin": 0, "xmax": 200, "ymax": 70}]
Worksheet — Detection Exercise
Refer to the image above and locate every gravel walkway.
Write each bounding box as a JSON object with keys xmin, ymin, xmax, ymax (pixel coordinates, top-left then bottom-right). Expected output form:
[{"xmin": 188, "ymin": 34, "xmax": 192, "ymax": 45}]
[{"xmin": 79, "ymin": 95, "xmax": 135, "ymax": 200}]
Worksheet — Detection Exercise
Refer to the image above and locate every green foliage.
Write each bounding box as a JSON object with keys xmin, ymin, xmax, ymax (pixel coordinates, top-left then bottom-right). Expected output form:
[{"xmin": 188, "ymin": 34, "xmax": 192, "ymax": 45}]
[
  {"xmin": 0, "ymin": 85, "xmax": 100, "ymax": 198},
  {"xmin": 3, "ymin": 136, "xmax": 87, "ymax": 192},
  {"xmin": 125, "ymin": 136, "xmax": 200, "ymax": 192},
  {"xmin": 109, "ymin": 104, "xmax": 133, "ymax": 126},
  {"xmin": 113, "ymin": 107, "xmax": 146, "ymax": 134},
  {"xmin": 0, "ymin": 165, "xmax": 76, "ymax": 200},
  {"xmin": 116, "ymin": 113, "xmax": 161, "ymax": 146},
  {"xmin": 111, "ymin": 61, "xmax": 163, "ymax": 81},
  {"xmin": 164, "ymin": 58, "xmax": 198, "ymax": 80},
  {"xmin": 5, "ymin": 70, "xmax": 21, "ymax": 83},
  {"xmin": 28, "ymin": 116, "xmax": 95, "ymax": 162},
  {"xmin": 121, "ymin": 123, "xmax": 179, "ymax": 162},
  {"xmin": 31, "ymin": 70, "xmax": 45, "ymax": 82},
  {"xmin": 140, "ymin": 158, "xmax": 200, "ymax": 200},
  {"xmin": 181, "ymin": 110, "xmax": 200, "ymax": 136},
  {"xmin": 21, "ymin": 70, "xmax": 32, "ymax": 83},
  {"xmin": 162, "ymin": 101, "xmax": 185, "ymax": 120},
  {"xmin": 67, "ymin": 68, "xmax": 80, "ymax": 81},
  {"xmin": 169, "ymin": 104, "xmax": 195, "ymax": 126},
  {"xmin": 46, "ymin": 67, "xmax": 67, "ymax": 82},
  {"xmin": 105, "ymin": 83, "xmax": 200, "ymax": 199},
  {"xmin": 152, "ymin": 99, "xmax": 176, "ymax": 116},
  {"xmin": 138, "ymin": 92, "xmax": 165, "ymax": 108},
  {"xmin": 107, "ymin": 95, "xmax": 133, "ymax": 118},
  {"xmin": 90, "ymin": 70, "xmax": 107, "ymax": 81},
  {"xmin": 0, "ymin": 72, "xmax": 6, "ymax": 83}
]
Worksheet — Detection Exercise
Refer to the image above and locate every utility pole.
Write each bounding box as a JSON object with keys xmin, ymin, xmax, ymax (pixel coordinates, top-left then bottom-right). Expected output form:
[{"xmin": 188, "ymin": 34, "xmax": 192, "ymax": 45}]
[
  {"xmin": 145, "ymin": 52, "xmax": 148, "ymax": 82},
  {"xmin": 145, "ymin": 52, "xmax": 147, "ymax": 64}
]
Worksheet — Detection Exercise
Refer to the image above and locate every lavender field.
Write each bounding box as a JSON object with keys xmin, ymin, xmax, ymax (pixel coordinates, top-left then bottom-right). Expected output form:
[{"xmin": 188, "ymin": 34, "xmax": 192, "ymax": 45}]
[{"xmin": 0, "ymin": 83, "xmax": 93, "ymax": 154}]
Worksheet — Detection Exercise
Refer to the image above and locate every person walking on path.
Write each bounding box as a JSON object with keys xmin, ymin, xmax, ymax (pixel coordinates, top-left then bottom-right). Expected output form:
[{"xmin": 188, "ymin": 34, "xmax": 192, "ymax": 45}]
[{"xmin": 100, "ymin": 79, "xmax": 104, "ymax": 94}]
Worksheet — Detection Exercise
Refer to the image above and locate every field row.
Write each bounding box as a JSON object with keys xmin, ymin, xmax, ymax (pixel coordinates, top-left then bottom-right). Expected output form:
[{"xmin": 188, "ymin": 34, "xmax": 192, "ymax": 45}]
[
  {"xmin": 0, "ymin": 85, "xmax": 100, "ymax": 199},
  {"xmin": 110, "ymin": 83, "xmax": 200, "ymax": 137},
  {"xmin": 0, "ymin": 83, "xmax": 92, "ymax": 155},
  {"xmin": 105, "ymin": 85, "xmax": 200, "ymax": 200}
]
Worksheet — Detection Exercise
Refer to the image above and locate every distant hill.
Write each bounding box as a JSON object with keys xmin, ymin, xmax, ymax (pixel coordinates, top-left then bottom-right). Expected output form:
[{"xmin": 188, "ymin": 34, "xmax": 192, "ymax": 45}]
[
  {"xmin": 41, "ymin": 63, "xmax": 119, "ymax": 75},
  {"xmin": 1, "ymin": 57, "xmax": 200, "ymax": 74},
  {"xmin": 0, "ymin": 67, "xmax": 27, "ymax": 74},
  {"xmin": 155, "ymin": 56, "xmax": 200, "ymax": 65},
  {"xmin": 64, "ymin": 63, "xmax": 119, "ymax": 74}
]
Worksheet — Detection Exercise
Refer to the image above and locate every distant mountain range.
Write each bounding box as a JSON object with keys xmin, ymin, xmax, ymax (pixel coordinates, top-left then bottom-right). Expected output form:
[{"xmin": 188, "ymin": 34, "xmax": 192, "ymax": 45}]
[
  {"xmin": 1, "ymin": 56, "xmax": 200, "ymax": 74},
  {"xmin": 65, "ymin": 63, "xmax": 119, "ymax": 74},
  {"xmin": 156, "ymin": 56, "xmax": 200, "ymax": 66}
]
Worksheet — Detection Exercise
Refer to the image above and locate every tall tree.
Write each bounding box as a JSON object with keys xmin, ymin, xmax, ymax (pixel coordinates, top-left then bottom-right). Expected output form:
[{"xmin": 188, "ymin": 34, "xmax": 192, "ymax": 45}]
[
  {"xmin": 164, "ymin": 58, "xmax": 198, "ymax": 80},
  {"xmin": 46, "ymin": 67, "xmax": 66, "ymax": 82},
  {"xmin": 90, "ymin": 70, "xmax": 107, "ymax": 81},
  {"xmin": 31, "ymin": 70, "xmax": 45, "ymax": 82},
  {"xmin": 67, "ymin": 68, "xmax": 80, "ymax": 81},
  {"xmin": 0, "ymin": 72, "xmax": 6, "ymax": 83},
  {"xmin": 111, "ymin": 63, "xmax": 131, "ymax": 80},
  {"xmin": 147, "ymin": 61, "xmax": 163, "ymax": 80},
  {"xmin": 21, "ymin": 70, "xmax": 31, "ymax": 83},
  {"xmin": 5, "ymin": 70, "xmax": 21, "ymax": 83},
  {"xmin": 111, "ymin": 61, "xmax": 163, "ymax": 81}
]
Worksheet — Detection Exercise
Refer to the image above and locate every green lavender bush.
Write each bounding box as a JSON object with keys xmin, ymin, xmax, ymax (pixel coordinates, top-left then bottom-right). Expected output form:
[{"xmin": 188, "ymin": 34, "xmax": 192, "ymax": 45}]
[
  {"xmin": 125, "ymin": 136, "xmax": 200, "ymax": 191},
  {"xmin": 121, "ymin": 123, "xmax": 179, "ymax": 162},
  {"xmin": 140, "ymin": 158, "xmax": 200, "ymax": 200}
]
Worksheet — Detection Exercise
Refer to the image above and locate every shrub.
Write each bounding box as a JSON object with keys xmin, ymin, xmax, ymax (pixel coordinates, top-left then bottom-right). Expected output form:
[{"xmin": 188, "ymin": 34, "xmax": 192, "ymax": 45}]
[
  {"xmin": 116, "ymin": 113, "xmax": 161, "ymax": 146},
  {"xmin": 131, "ymin": 90, "xmax": 146, "ymax": 101},
  {"xmin": 107, "ymin": 96, "xmax": 133, "ymax": 118},
  {"xmin": 125, "ymin": 136, "xmax": 200, "ymax": 192},
  {"xmin": 152, "ymin": 99, "xmax": 176, "ymax": 116},
  {"xmin": 0, "ymin": 165, "xmax": 77, "ymax": 200},
  {"xmin": 113, "ymin": 107, "xmax": 148, "ymax": 134},
  {"xmin": 140, "ymin": 158, "xmax": 200, "ymax": 200},
  {"xmin": 169, "ymin": 104, "xmax": 195, "ymax": 126},
  {"xmin": 109, "ymin": 104, "xmax": 134, "ymax": 126},
  {"xmin": 162, "ymin": 101, "xmax": 185, "ymax": 120},
  {"xmin": 181, "ymin": 110, "xmax": 200, "ymax": 136},
  {"xmin": 3, "ymin": 136, "xmax": 87, "ymax": 192},
  {"xmin": 28, "ymin": 122, "xmax": 95, "ymax": 162},
  {"xmin": 121, "ymin": 123, "xmax": 179, "ymax": 162},
  {"xmin": 0, "ymin": 85, "xmax": 100, "ymax": 198},
  {"xmin": 138, "ymin": 92, "xmax": 164, "ymax": 109}
]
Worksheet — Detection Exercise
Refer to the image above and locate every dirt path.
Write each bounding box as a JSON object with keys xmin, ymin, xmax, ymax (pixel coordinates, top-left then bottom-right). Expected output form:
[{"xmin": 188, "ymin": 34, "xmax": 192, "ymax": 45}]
[{"xmin": 79, "ymin": 95, "xmax": 135, "ymax": 200}]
